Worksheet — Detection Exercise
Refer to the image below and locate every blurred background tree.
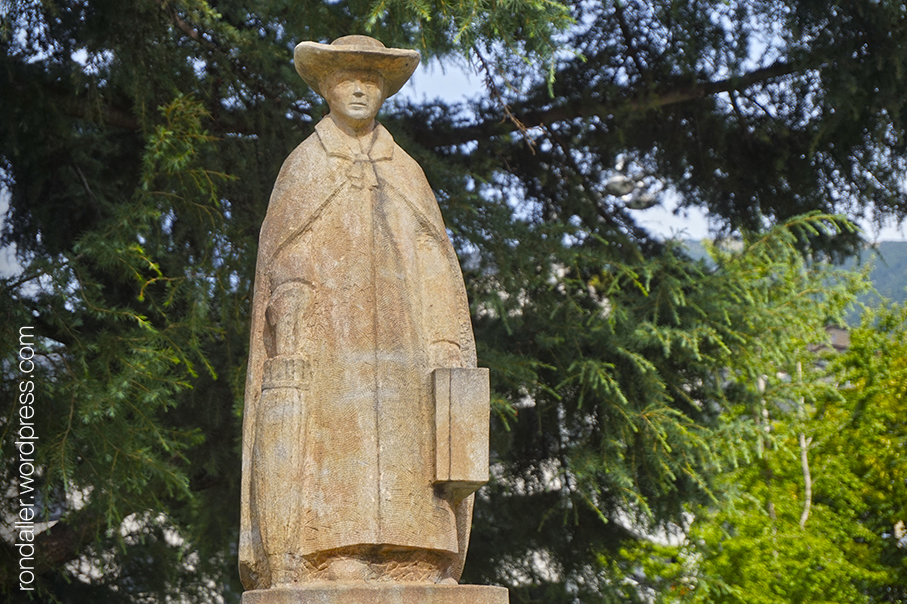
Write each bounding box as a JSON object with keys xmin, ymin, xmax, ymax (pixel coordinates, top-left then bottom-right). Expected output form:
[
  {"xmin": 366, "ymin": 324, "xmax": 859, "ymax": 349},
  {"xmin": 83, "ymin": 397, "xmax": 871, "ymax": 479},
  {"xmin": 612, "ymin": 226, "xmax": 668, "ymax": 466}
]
[
  {"xmin": 627, "ymin": 301, "xmax": 907, "ymax": 604},
  {"xmin": 1, "ymin": 0, "xmax": 905, "ymax": 601}
]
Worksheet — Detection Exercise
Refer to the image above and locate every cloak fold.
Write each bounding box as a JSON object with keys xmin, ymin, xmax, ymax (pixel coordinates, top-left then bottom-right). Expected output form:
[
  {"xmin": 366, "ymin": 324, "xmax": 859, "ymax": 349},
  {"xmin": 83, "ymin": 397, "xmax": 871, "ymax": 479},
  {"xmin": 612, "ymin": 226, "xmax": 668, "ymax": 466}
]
[{"xmin": 239, "ymin": 117, "xmax": 477, "ymax": 589}]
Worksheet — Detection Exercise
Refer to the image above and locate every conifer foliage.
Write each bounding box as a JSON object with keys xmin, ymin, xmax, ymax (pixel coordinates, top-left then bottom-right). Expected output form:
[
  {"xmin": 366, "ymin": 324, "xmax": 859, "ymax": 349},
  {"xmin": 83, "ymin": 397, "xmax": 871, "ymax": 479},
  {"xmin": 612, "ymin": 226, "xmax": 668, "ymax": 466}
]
[{"xmin": 1, "ymin": 0, "xmax": 906, "ymax": 602}]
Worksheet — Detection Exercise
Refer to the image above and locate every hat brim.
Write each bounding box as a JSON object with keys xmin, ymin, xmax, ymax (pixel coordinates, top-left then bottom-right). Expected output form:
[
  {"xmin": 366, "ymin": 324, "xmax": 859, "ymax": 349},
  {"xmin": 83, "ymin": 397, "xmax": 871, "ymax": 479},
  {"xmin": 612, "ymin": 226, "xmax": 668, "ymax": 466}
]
[{"xmin": 294, "ymin": 42, "xmax": 421, "ymax": 99}]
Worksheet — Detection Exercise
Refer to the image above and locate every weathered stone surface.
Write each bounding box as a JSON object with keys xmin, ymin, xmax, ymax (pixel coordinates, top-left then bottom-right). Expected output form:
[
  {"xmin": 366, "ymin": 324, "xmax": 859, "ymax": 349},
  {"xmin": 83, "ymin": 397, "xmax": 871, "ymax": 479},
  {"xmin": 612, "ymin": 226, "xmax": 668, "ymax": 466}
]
[
  {"xmin": 433, "ymin": 368, "xmax": 490, "ymax": 498},
  {"xmin": 239, "ymin": 34, "xmax": 497, "ymax": 598},
  {"xmin": 294, "ymin": 40, "xmax": 420, "ymax": 100},
  {"xmin": 242, "ymin": 584, "xmax": 509, "ymax": 604}
]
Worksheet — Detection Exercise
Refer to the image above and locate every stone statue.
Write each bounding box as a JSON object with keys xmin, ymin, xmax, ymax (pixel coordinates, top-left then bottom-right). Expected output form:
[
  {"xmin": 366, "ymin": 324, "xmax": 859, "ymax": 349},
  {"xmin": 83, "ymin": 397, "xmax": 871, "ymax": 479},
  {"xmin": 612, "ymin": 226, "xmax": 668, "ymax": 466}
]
[{"xmin": 239, "ymin": 35, "xmax": 507, "ymax": 604}]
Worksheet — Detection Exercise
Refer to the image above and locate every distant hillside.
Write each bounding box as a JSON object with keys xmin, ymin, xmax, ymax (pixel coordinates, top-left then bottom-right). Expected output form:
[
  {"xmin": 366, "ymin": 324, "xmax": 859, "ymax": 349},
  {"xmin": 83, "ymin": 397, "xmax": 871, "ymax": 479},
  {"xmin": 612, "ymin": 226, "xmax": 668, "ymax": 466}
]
[
  {"xmin": 848, "ymin": 242, "xmax": 907, "ymax": 304},
  {"xmin": 680, "ymin": 240, "xmax": 907, "ymax": 305}
]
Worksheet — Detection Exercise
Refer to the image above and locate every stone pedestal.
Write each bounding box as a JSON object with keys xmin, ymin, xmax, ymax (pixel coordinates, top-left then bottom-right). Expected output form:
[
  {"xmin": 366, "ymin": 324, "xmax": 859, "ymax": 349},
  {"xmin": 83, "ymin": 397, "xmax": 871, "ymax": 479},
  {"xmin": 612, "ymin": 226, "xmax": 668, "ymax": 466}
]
[{"xmin": 241, "ymin": 584, "xmax": 509, "ymax": 604}]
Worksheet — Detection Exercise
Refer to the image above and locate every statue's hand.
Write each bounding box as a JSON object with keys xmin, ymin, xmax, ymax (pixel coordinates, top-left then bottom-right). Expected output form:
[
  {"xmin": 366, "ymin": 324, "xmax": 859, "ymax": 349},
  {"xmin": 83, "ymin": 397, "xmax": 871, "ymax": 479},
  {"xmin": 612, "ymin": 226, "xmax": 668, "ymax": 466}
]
[
  {"xmin": 429, "ymin": 340, "xmax": 461, "ymax": 368},
  {"xmin": 266, "ymin": 281, "xmax": 313, "ymax": 357}
]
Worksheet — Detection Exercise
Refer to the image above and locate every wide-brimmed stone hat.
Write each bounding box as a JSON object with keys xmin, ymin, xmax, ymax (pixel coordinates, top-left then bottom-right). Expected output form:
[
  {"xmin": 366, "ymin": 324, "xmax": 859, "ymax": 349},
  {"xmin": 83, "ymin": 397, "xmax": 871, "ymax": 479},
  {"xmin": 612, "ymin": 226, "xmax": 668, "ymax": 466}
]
[{"xmin": 294, "ymin": 35, "xmax": 421, "ymax": 99}]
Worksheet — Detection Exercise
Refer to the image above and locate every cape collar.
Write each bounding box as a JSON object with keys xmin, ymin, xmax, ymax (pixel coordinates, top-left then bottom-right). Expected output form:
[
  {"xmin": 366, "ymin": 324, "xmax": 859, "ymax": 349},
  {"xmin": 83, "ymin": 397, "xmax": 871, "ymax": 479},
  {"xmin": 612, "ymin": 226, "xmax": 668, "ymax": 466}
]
[{"xmin": 315, "ymin": 116, "xmax": 395, "ymax": 162}]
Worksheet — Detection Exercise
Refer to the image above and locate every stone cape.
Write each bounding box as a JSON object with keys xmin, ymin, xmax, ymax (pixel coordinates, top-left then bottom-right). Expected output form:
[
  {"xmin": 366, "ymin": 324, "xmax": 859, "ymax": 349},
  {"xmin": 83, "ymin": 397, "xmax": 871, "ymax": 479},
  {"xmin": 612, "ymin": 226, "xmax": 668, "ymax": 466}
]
[{"xmin": 239, "ymin": 116, "xmax": 478, "ymax": 590}]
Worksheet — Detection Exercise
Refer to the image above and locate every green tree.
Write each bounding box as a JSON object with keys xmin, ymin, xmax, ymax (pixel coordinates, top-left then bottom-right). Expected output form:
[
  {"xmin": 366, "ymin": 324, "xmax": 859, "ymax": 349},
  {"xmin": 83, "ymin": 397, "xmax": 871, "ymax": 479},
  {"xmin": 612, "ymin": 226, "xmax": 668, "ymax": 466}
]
[
  {"xmin": 1, "ymin": 0, "xmax": 906, "ymax": 602},
  {"xmin": 470, "ymin": 217, "xmax": 871, "ymax": 603},
  {"xmin": 638, "ymin": 301, "xmax": 907, "ymax": 603}
]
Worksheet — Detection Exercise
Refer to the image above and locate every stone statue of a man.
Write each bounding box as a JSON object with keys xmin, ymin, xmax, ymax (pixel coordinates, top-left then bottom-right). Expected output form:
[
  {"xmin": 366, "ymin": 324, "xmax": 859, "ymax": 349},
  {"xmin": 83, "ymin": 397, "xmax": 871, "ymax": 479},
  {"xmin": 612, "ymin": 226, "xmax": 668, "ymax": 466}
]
[{"xmin": 239, "ymin": 35, "xmax": 491, "ymax": 594}]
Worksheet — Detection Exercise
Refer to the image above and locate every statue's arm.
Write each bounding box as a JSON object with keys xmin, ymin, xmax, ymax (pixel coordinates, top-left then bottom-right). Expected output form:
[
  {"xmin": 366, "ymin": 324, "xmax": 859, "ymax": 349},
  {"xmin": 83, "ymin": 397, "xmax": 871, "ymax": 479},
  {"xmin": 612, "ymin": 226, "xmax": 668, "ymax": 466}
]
[{"xmin": 392, "ymin": 153, "xmax": 492, "ymax": 501}]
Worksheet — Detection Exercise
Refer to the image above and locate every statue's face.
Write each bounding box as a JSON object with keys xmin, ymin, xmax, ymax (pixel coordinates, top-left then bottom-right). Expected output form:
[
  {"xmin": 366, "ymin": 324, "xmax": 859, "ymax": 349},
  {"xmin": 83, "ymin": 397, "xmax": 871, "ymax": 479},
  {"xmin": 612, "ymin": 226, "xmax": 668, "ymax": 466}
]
[{"xmin": 324, "ymin": 69, "xmax": 386, "ymax": 129}]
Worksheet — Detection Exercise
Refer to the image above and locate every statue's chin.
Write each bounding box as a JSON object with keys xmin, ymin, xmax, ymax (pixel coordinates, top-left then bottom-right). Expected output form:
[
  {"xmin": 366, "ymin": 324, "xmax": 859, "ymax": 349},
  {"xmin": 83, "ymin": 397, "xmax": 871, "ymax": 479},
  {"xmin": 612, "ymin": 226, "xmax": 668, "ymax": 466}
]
[{"xmin": 328, "ymin": 112, "xmax": 377, "ymax": 135}]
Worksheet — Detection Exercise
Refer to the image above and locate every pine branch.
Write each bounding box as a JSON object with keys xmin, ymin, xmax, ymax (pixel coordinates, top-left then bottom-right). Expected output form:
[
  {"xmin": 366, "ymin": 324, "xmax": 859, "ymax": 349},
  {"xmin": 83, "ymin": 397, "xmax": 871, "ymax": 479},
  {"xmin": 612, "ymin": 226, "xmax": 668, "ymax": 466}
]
[
  {"xmin": 422, "ymin": 57, "xmax": 822, "ymax": 148},
  {"xmin": 612, "ymin": 0, "xmax": 649, "ymax": 85},
  {"xmin": 152, "ymin": 0, "xmax": 219, "ymax": 52},
  {"xmin": 0, "ymin": 509, "xmax": 105, "ymax": 593},
  {"xmin": 50, "ymin": 47, "xmax": 817, "ymax": 153},
  {"xmin": 150, "ymin": 0, "xmax": 314, "ymax": 120}
]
